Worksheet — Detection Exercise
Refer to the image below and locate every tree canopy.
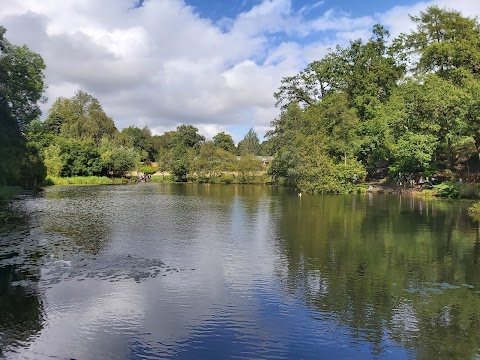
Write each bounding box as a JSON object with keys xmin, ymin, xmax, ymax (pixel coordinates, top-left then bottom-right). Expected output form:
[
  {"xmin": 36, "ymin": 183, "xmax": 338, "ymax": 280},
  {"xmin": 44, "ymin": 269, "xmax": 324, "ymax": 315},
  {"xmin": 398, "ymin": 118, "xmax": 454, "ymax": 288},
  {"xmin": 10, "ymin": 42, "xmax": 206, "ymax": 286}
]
[{"xmin": 267, "ymin": 6, "xmax": 480, "ymax": 192}]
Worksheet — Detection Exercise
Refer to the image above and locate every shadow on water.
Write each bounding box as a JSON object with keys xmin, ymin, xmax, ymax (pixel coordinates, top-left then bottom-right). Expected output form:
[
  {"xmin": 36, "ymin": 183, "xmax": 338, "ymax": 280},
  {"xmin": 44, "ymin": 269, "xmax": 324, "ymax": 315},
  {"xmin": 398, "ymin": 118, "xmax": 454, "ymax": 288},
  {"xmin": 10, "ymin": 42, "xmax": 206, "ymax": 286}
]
[
  {"xmin": 274, "ymin": 193, "xmax": 480, "ymax": 359},
  {"xmin": 0, "ymin": 265, "xmax": 44, "ymax": 356},
  {"xmin": 0, "ymin": 205, "xmax": 44, "ymax": 356}
]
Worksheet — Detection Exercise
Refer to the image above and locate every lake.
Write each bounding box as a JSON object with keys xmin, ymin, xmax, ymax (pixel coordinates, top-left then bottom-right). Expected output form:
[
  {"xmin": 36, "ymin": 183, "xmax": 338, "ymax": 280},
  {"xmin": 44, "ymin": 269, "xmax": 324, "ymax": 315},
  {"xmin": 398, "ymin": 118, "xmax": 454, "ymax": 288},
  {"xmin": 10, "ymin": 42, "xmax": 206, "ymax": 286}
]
[{"xmin": 1, "ymin": 183, "xmax": 480, "ymax": 359}]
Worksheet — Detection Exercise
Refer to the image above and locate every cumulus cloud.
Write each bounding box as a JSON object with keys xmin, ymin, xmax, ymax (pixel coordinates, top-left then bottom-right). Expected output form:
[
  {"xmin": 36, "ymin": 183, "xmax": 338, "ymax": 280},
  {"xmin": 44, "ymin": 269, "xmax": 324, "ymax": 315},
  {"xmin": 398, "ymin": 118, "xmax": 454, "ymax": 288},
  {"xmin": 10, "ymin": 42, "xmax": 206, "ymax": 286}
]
[{"xmin": 1, "ymin": 0, "xmax": 479, "ymax": 141}]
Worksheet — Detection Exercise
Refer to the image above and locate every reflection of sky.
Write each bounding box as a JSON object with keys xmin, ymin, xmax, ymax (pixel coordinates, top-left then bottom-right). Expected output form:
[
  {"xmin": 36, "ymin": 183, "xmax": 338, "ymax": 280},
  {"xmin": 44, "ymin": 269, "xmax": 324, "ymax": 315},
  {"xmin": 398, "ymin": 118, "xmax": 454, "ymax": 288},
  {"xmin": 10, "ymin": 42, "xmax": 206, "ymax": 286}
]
[{"xmin": 7, "ymin": 185, "xmax": 415, "ymax": 359}]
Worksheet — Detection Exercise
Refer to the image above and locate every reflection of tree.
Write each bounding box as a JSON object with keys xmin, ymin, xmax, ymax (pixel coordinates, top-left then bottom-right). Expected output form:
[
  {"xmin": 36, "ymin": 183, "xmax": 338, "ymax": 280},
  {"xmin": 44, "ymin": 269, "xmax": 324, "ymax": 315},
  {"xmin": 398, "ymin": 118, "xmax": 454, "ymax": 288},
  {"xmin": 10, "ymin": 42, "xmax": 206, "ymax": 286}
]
[
  {"xmin": 275, "ymin": 194, "xmax": 480, "ymax": 358},
  {"xmin": 41, "ymin": 187, "xmax": 114, "ymax": 254},
  {"xmin": 0, "ymin": 265, "xmax": 44, "ymax": 355}
]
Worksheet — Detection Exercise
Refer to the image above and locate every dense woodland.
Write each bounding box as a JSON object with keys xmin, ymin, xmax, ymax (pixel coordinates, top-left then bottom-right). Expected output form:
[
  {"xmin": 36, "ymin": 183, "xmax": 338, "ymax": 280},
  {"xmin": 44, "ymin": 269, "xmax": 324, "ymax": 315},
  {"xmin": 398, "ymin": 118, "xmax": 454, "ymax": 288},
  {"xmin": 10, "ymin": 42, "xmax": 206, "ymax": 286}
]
[
  {"xmin": 268, "ymin": 7, "xmax": 480, "ymax": 193},
  {"xmin": 2, "ymin": 6, "xmax": 480, "ymax": 194}
]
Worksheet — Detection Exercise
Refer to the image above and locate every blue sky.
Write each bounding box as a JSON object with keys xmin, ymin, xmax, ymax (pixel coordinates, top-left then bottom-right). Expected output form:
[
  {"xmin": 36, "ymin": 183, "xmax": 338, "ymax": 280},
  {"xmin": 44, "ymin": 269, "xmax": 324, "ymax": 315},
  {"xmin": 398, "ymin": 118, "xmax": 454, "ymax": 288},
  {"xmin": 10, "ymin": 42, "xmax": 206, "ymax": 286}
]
[
  {"xmin": 186, "ymin": 0, "xmax": 418, "ymax": 21},
  {"xmin": 1, "ymin": 0, "xmax": 479, "ymax": 142}
]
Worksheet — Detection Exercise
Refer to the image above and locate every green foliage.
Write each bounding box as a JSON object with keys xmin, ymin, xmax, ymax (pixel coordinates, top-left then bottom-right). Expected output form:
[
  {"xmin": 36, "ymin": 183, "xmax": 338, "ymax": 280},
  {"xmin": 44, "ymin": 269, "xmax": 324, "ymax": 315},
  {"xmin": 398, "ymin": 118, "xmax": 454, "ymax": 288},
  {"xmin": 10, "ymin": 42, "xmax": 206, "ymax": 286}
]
[
  {"xmin": 120, "ymin": 126, "xmax": 155, "ymax": 161},
  {"xmin": 44, "ymin": 144, "xmax": 63, "ymax": 177},
  {"xmin": 100, "ymin": 138, "xmax": 139, "ymax": 176},
  {"xmin": 138, "ymin": 166, "xmax": 157, "ymax": 175},
  {"xmin": 169, "ymin": 146, "xmax": 193, "ymax": 182},
  {"xmin": 468, "ymin": 201, "xmax": 480, "ymax": 215},
  {"xmin": 433, "ymin": 181, "xmax": 461, "ymax": 198},
  {"xmin": 438, "ymin": 182, "xmax": 480, "ymax": 200},
  {"xmin": 459, "ymin": 183, "xmax": 480, "ymax": 199},
  {"xmin": 192, "ymin": 142, "xmax": 236, "ymax": 179},
  {"xmin": 149, "ymin": 175, "xmax": 174, "ymax": 183},
  {"xmin": 18, "ymin": 142, "xmax": 46, "ymax": 189},
  {"xmin": 59, "ymin": 140, "xmax": 103, "ymax": 177},
  {"xmin": 172, "ymin": 125, "xmax": 205, "ymax": 149},
  {"xmin": 0, "ymin": 26, "xmax": 46, "ymax": 189},
  {"xmin": 389, "ymin": 132, "xmax": 437, "ymax": 175},
  {"xmin": 45, "ymin": 176, "xmax": 131, "ymax": 186},
  {"xmin": 294, "ymin": 135, "xmax": 366, "ymax": 194},
  {"xmin": 0, "ymin": 26, "xmax": 46, "ymax": 129},
  {"xmin": 237, "ymin": 153, "xmax": 263, "ymax": 182},
  {"xmin": 46, "ymin": 90, "xmax": 117, "ymax": 144},
  {"xmin": 238, "ymin": 128, "xmax": 261, "ymax": 155},
  {"xmin": 213, "ymin": 132, "xmax": 236, "ymax": 153},
  {"xmin": 268, "ymin": 7, "xmax": 480, "ymax": 192}
]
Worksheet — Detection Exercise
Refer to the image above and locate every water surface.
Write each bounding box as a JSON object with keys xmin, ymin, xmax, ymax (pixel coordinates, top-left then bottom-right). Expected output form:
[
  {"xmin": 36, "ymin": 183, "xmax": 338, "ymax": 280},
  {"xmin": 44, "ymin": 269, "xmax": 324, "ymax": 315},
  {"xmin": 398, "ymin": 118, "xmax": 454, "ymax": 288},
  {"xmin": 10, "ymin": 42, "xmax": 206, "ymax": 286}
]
[{"xmin": 1, "ymin": 184, "xmax": 480, "ymax": 359}]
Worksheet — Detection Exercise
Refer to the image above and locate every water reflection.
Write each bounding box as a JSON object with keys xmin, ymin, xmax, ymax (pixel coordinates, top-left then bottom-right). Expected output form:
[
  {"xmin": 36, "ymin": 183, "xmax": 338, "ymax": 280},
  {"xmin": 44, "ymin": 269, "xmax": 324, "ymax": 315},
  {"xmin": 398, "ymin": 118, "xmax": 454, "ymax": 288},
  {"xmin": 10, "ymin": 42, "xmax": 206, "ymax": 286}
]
[
  {"xmin": 275, "ymin": 193, "xmax": 480, "ymax": 359},
  {"xmin": 0, "ymin": 205, "xmax": 44, "ymax": 357},
  {"xmin": 0, "ymin": 185, "xmax": 479, "ymax": 359}
]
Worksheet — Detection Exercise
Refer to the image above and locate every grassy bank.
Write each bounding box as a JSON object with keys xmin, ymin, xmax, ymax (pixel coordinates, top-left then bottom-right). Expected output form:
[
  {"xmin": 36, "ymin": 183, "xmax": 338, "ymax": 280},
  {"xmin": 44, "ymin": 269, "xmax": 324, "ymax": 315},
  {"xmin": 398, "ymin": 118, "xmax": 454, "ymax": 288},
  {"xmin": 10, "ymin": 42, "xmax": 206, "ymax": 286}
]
[{"xmin": 44, "ymin": 176, "xmax": 134, "ymax": 186}]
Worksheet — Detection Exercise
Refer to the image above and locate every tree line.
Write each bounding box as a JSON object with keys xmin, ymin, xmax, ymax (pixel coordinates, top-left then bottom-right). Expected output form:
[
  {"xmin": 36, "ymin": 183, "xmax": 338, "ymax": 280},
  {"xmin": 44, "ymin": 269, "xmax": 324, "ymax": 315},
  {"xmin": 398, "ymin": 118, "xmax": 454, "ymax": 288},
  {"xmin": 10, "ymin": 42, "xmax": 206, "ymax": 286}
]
[
  {"xmin": 28, "ymin": 90, "xmax": 272, "ymax": 183},
  {"xmin": 3, "ymin": 6, "xmax": 480, "ymax": 193},
  {"xmin": 1, "ymin": 22, "xmax": 271, "ymax": 191},
  {"xmin": 266, "ymin": 6, "xmax": 480, "ymax": 193}
]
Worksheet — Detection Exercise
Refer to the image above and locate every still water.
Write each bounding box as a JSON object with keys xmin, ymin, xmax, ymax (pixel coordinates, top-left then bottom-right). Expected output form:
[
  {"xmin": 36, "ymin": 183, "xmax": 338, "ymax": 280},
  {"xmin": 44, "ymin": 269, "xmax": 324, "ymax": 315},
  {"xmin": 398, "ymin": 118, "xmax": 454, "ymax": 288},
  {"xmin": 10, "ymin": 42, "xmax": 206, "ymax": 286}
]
[{"xmin": 1, "ymin": 184, "xmax": 480, "ymax": 359}]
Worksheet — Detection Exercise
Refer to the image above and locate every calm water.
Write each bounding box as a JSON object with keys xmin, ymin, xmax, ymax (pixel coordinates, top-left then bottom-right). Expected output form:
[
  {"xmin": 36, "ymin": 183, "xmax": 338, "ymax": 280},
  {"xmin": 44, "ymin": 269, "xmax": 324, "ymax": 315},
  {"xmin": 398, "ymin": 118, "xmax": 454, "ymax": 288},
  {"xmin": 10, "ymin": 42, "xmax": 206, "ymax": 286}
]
[{"xmin": 1, "ymin": 184, "xmax": 480, "ymax": 359}]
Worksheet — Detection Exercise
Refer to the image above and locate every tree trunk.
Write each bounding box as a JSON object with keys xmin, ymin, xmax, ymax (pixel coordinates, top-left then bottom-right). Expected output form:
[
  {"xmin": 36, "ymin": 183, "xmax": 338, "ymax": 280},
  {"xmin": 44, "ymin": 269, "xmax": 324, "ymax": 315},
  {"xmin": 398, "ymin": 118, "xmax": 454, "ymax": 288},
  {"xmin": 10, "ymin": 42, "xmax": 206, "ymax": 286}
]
[{"xmin": 475, "ymin": 137, "xmax": 480, "ymax": 161}]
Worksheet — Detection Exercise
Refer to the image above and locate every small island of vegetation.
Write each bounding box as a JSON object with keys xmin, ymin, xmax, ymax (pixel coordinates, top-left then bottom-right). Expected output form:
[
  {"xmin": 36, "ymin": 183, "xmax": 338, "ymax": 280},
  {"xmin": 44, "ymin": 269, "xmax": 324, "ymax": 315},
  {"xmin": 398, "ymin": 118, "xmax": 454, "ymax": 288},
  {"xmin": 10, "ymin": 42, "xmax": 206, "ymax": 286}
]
[{"xmin": 3, "ymin": 6, "xmax": 480, "ymax": 199}]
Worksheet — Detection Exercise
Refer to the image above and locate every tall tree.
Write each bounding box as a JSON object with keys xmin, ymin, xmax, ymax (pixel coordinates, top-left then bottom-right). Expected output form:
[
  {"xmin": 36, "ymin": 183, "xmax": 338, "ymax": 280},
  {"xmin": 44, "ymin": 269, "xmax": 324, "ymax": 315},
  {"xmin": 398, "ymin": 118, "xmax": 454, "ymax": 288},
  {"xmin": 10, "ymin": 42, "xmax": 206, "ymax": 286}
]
[
  {"xmin": 401, "ymin": 6, "xmax": 480, "ymax": 79},
  {"xmin": 120, "ymin": 126, "xmax": 155, "ymax": 162},
  {"xmin": 45, "ymin": 90, "xmax": 117, "ymax": 144},
  {"xmin": 0, "ymin": 26, "xmax": 46, "ymax": 129},
  {"xmin": 172, "ymin": 124, "xmax": 205, "ymax": 149},
  {"xmin": 213, "ymin": 132, "xmax": 236, "ymax": 153},
  {"xmin": 0, "ymin": 26, "xmax": 46, "ymax": 188},
  {"xmin": 238, "ymin": 128, "xmax": 260, "ymax": 155}
]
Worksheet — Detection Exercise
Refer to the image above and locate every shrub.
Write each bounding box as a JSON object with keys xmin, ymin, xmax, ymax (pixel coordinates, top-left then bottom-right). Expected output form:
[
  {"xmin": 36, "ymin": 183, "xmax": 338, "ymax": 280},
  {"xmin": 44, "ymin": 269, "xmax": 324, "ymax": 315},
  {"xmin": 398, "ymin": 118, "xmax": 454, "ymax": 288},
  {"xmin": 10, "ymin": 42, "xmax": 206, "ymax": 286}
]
[
  {"xmin": 433, "ymin": 181, "xmax": 460, "ymax": 198},
  {"xmin": 459, "ymin": 183, "xmax": 480, "ymax": 199}
]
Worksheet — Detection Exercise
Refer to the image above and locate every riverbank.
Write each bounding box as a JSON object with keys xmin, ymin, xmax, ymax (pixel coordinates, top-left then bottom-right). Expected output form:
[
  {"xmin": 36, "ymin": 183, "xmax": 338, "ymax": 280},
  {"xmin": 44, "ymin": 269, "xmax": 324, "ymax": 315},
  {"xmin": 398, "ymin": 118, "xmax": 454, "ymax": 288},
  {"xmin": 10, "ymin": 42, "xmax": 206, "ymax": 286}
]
[
  {"xmin": 364, "ymin": 179, "xmax": 480, "ymax": 200},
  {"xmin": 44, "ymin": 176, "xmax": 135, "ymax": 186}
]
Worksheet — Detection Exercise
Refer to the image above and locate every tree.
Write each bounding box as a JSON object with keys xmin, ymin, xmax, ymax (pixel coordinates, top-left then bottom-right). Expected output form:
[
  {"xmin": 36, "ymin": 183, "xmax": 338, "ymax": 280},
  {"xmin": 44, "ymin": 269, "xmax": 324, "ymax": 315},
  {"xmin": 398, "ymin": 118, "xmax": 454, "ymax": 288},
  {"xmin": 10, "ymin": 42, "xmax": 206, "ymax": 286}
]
[
  {"xmin": 319, "ymin": 93, "xmax": 359, "ymax": 164},
  {"xmin": 0, "ymin": 26, "xmax": 46, "ymax": 129},
  {"xmin": 237, "ymin": 153, "xmax": 263, "ymax": 182},
  {"xmin": 238, "ymin": 128, "xmax": 260, "ymax": 155},
  {"xmin": 0, "ymin": 26, "xmax": 46, "ymax": 188},
  {"xmin": 43, "ymin": 144, "xmax": 63, "ymax": 177},
  {"xmin": 99, "ymin": 138, "xmax": 138, "ymax": 177},
  {"xmin": 213, "ymin": 132, "xmax": 236, "ymax": 153},
  {"xmin": 157, "ymin": 147, "xmax": 173, "ymax": 176},
  {"xmin": 172, "ymin": 124, "xmax": 205, "ymax": 150},
  {"xmin": 193, "ymin": 142, "xmax": 236, "ymax": 179},
  {"xmin": 45, "ymin": 90, "xmax": 117, "ymax": 144},
  {"xmin": 400, "ymin": 6, "xmax": 480, "ymax": 79},
  {"xmin": 170, "ymin": 145, "xmax": 193, "ymax": 182},
  {"xmin": 59, "ymin": 139, "xmax": 103, "ymax": 177},
  {"xmin": 120, "ymin": 126, "xmax": 155, "ymax": 162}
]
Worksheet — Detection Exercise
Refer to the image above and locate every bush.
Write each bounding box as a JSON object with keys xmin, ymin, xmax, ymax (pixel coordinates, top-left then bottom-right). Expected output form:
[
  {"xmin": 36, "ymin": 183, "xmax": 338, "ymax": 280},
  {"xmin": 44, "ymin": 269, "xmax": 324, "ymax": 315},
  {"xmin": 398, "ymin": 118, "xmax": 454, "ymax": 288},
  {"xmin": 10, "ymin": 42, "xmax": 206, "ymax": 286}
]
[
  {"xmin": 459, "ymin": 183, "xmax": 480, "ymax": 199},
  {"xmin": 433, "ymin": 181, "xmax": 460, "ymax": 198},
  {"xmin": 138, "ymin": 165, "xmax": 157, "ymax": 175},
  {"xmin": 217, "ymin": 174, "xmax": 235, "ymax": 184},
  {"xmin": 433, "ymin": 181, "xmax": 480, "ymax": 199}
]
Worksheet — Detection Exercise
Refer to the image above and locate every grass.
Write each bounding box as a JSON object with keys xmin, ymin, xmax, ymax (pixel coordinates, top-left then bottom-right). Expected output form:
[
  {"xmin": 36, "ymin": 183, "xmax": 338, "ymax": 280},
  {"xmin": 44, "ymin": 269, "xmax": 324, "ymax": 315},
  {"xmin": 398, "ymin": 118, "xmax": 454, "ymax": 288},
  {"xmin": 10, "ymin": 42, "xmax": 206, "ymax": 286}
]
[
  {"xmin": 149, "ymin": 175, "xmax": 175, "ymax": 183},
  {"xmin": 44, "ymin": 176, "xmax": 135, "ymax": 186}
]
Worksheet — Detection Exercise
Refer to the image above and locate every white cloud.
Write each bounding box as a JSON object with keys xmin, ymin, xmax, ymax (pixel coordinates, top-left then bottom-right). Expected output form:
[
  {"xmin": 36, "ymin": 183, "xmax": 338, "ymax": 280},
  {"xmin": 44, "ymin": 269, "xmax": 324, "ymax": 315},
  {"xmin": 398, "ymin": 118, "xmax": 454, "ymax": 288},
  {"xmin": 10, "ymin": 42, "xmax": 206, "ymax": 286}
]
[{"xmin": 1, "ymin": 0, "xmax": 480, "ymax": 140}]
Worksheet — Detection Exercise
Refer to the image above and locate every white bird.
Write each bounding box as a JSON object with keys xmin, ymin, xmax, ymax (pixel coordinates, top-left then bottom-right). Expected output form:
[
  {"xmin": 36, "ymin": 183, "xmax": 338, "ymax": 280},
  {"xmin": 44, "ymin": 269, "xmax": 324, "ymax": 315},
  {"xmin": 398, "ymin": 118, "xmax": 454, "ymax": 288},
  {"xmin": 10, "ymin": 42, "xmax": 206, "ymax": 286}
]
[{"xmin": 298, "ymin": 192, "xmax": 302, "ymax": 197}]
